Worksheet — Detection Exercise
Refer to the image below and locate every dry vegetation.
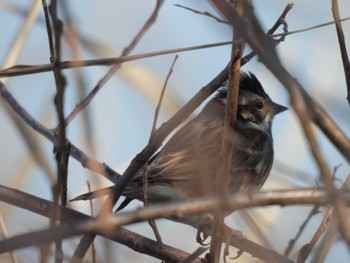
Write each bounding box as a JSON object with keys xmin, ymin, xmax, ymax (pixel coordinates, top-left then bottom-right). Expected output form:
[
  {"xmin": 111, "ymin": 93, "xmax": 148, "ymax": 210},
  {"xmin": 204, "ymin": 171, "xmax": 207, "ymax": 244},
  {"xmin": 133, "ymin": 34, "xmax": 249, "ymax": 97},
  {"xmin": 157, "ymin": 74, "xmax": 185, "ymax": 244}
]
[{"xmin": 0, "ymin": 1, "xmax": 350, "ymax": 262}]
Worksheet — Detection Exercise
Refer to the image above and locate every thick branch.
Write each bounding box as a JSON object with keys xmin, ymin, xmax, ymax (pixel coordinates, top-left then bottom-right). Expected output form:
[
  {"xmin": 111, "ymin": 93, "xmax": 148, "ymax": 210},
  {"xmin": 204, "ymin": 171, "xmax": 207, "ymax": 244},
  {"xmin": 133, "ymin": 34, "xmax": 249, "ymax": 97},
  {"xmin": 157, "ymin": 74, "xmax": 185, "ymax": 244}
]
[{"xmin": 0, "ymin": 184, "xmax": 200, "ymax": 263}]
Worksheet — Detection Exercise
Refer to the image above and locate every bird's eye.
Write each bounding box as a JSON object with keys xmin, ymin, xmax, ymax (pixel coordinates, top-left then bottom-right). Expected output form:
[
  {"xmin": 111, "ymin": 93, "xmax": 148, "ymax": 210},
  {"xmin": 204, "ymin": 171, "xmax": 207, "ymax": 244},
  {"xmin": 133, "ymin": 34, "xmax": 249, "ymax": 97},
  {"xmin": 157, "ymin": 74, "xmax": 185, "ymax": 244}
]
[{"xmin": 255, "ymin": 101, "xmax": 264, "ymax": 110}]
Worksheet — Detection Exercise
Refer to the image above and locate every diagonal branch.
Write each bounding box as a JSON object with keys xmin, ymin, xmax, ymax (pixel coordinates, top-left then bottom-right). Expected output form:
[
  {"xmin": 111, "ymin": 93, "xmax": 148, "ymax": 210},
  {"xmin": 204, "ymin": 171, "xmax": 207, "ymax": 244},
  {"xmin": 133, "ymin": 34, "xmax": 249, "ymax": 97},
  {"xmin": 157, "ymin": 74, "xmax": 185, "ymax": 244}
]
[
  {"xmin": 0, "ymin": 184, "xmax": 200, "ymax": 263},
  {"xmin": 63, "ymin": 0, "xmax": 164, "ymax": 128},
  {"xmin": 4, "ymin": 184, "xmax": 350, "ymax": 262},
  {"xmin": 211, "ymin": 0, "xmax": 350, "ymax": 248}
]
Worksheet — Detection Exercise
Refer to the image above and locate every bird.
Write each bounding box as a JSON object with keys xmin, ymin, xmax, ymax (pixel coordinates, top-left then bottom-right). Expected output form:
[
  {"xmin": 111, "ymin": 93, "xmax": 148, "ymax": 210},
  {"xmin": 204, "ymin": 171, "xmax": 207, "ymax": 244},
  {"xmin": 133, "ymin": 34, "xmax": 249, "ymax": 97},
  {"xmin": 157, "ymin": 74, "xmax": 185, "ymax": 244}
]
[{"xmin": 72, "ymin": 72, "xmax": 287, "ymax": 229}]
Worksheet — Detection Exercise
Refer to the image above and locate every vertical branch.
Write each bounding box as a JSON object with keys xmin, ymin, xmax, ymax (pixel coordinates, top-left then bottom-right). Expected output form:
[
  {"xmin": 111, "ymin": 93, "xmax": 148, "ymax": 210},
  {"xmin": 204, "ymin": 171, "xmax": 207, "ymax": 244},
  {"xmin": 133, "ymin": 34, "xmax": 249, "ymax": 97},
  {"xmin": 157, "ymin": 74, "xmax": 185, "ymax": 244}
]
[
  {"xmin": 212, "ymin": 0, "xmax": 350, "ymax": 248},
  {"xmin": 331, "ymin": 0, "xmax": 350, "ymax": 107},
  {"xmin": 43, "ymin": 0, "xmax": 69, "ymax": 262},
  {"xmin": 209, "ymin": 1, "xmax": 245, "ymax": 262}
]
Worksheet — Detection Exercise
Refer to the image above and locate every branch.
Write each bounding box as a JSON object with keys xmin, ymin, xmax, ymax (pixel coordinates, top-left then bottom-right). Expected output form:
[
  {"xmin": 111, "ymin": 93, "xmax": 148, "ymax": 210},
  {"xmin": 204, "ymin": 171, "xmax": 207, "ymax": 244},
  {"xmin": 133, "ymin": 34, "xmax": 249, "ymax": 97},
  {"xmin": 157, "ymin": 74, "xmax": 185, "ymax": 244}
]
[
  {"xmin": 210, "ymin": 1, "xmax": 244, "ymax": 261},
  {"xmin": 211, "ymin": 0, "xmax": 350, "ymax": 246},
  {"xmin": 297, "ymin": 174, "xmax": 350, "ymax": 262},
  {"xmin": 1, "ymin": 15, "xmax": 349, "ymax": 78},
  {"xmin": 3, "ymin": 185, "xmax": 350, "ymax": 262},
  {"xmin": 0, "ymin": 82, "xmax": 120, "ymax": 184},
  {"xmin": 0, "ymin": 184, "xmax": 199, "ymax": 263},
  {"xmin": 71, "ymin": 1, "xmax": 165, "ymax": 261},
  {"xmin": 331, "ymin": 0, "xmax": 350, "ymax": 107},
  {"xmin": 63, "ymin": 0, "xmax": 164, "ymax": 127}
]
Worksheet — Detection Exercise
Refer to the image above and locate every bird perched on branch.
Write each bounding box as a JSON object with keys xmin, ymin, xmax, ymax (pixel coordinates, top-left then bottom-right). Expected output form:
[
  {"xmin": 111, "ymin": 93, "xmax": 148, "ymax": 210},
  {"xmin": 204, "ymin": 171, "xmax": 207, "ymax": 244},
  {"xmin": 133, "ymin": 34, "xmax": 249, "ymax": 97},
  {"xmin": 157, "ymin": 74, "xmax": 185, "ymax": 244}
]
[{"xmin": 72, "ymin": 72, "xmax": 287, "ymax": 228}]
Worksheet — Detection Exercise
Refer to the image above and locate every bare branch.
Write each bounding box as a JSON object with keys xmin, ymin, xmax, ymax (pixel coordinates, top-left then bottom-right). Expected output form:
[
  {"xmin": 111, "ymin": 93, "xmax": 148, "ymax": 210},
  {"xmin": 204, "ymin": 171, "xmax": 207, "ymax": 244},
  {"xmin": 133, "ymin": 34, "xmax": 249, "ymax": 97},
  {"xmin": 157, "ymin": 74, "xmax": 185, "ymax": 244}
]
[
  {"xmin": 4, "ymin": 184, "xmax": 350, "ymax": 262},
  {"xmin": 63, "ymin": 0, "xmax": 164, "ymax": 128},
  {"xmin": 0, "ymin": 184, "xmax": 200, "ymax": 263},
  {"xmin": 0, "ymin": 82, "xmax": 120, "ymax": 183},
  {"xmin": 210, "ymin": 1, "xmax": 244, "ymax": 261},
  {"xmin": 331, "ymin": 0, "xmax": 350, "ymax": 107},
  {"xmin": 151, "ymin": 55, "xmax": 179, "ymax": 134},
  {"xmin": 174, "ymin": 4, "xmax": 229, "ymax": 24},
  {"xmin": 71, "ymin": 2, "xmax": 165, "ymax": 261},
  {"xmin": 297, "ymin": 174, "xmax": 350, "ymax": 262},
  {"xmin": 0, "ymin": 16, "xmax": 348, "ymax": 78}
]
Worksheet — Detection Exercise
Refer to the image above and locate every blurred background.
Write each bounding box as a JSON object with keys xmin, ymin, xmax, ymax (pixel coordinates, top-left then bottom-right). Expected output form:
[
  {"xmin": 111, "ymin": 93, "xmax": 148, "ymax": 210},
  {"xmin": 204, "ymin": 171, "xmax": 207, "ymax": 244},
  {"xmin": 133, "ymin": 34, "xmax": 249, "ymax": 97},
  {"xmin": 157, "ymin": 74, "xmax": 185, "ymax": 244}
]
[{"xmin": 0, "ymin": 0, "xmax": 350, "ymax": 262}]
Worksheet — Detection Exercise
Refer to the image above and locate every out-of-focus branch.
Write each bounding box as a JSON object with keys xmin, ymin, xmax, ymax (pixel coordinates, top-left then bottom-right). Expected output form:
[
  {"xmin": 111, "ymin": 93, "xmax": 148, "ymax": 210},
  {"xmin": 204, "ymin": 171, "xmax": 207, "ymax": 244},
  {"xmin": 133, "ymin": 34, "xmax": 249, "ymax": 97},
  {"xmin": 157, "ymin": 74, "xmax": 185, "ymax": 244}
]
[
  {"xmin": 71, "ymin": 1, "xmax": 165, "ymax": 261},
  {"xmin": 4, "ymin": 184, "xmax": 350, "ymax": 262},
  {"xmin": 211, "ymin": 0, "xmax": 350, "ymax": 247},
  {"xmin": 174, "ymin": 4, "xmax": 230, "ymax": 24},
  {"xmin": 210, "ymin": 1, "xmax": 244, "ymax": 261},
  {"xmin": 63, "ymin": 0, "xmax": 165, "ymax": 128},
  {"xmin": 1, "ymin": 14, "xmax": 349, "ymax": 78},
  {"xmin": 331, "ymin": 0, "xmax": 350, "ymax": 107},
  {"xmin": 0, "ymin": 184, "xmax": 200, "ymax": 263},
  {"xmin": 0, "ymin": 82, "xmax": 120, "ymax": 184},
  {"xmin": 297, "ymin": 174, "xmax": 350, "ymax": 262}
]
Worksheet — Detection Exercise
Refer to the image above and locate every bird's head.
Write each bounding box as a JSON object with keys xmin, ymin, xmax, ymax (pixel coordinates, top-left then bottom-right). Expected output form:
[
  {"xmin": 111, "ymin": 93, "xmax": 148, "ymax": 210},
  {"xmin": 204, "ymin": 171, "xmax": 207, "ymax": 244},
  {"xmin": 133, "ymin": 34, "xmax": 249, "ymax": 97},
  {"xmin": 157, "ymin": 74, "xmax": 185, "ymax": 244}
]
[{"xmin": 210, "ymin": 72, "xmax": 287, "ymax": 135}]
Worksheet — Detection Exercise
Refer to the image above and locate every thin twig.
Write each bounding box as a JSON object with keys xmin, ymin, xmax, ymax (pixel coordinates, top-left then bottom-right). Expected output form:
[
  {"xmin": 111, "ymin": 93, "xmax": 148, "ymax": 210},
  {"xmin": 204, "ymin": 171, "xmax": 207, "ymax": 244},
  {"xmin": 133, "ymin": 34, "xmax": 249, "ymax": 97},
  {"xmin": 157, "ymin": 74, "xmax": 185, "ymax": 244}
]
[
  {"xmin": 144, "ymin": 55, "xmax": 179, "ymax": 243},
  {"xmin": 1, "ymin": 16, "xmax": 349, "ymax": 78},
  {"xmin": 331, "ymin": 0, "xmax": 350, "ymax": 107},
  {"xmin": 71, "ymin": 2, "xmax": 165, "ymax": 261},
  {"xmin": 284, "ymin": 165, "xmax": 342, "ymax": 257},
  {"xmin": 284, "ymin": 205, "xmax": 320, "ymax": 257},
  {"xmin": 151, "ymin": 55, "xmax": 179, "ymax": 134},
  {"xmin": 174, "ymin": 4, "xmax": 229, "ymax": 24},
  {"xmin": 297, "ymin": 174, "xmax": 350, "ymax": 262},
  {"xmin": 63, "ymin": 0, "xmax": 164, "ymax": 128},
  {"xmin": 0, "ymin": 41, "xmax": 233, "ymax": 77},
  {"xmin": 0, "ymin": 81, "xmax": 120, "ymax": 183}
]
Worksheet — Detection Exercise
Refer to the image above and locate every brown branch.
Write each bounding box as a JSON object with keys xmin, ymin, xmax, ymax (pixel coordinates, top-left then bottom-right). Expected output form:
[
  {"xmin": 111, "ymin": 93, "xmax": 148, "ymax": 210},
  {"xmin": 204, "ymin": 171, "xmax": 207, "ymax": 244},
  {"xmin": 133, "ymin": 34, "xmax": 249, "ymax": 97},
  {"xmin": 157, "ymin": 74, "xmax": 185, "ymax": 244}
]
[
  {"xmin": 284, "ymin": 205, "xmax": 320, "ymax": 257},
  {"xmin": 144, "ymin": 55, "xmax": 179, "ymax": 244},
  {"xmin": 211, "ymin": 0, "xmax": 350, "ymax": 247},
  {"xmin": 4, "ymin": 185, "xmax": 350, "ymax": 262},
  {"xmin": 151, "ymin": 55, "xmax": 179, "ymax": 134},
  {"xmin": 1, "ymin": 15, "xmax": 348, "ymax": 79},
  {"xmin": 210, "ymin": 2, "xmax": 244, "ymax": 262},
  {"xmin": 267, "ymin": 3, "xmax": 294, "ymax": 35},
  {"xmin": 71, "ymin": 1, "xmax": 165, "ymax": 261},
  {"xmin": 0, "ymin": 41, "xmax": 232, "ymax": 78},
  {"xmin": 0, "ymin": 82, "xmax": 120, "ymax": 184},
  {"xmin": 63, "ymin": 0, "xmax": 164, "ymax": 128},
  {"xmin": 0, "ymin": 184, "xmax": 200, "ymax": 263},
  {"xmin": 45, "ymin": 1, "xmax": 69, "ymax": 261},
  {"xmin": 297, "ymin": 174, "xmax": 350, "ymax": 262},
  {"xmin": 331, "ymin": 0, "xmax": 350, "ymax": 107},
  {"xmin": 174, "ymin": 4, "xmax": 230, "ymax": 24}
]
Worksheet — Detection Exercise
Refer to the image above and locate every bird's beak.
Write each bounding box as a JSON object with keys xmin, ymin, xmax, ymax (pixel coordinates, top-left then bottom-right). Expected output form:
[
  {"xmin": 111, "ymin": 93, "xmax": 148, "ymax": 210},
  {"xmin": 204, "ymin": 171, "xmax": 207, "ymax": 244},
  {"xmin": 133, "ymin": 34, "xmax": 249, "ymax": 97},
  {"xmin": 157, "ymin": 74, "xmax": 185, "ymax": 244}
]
[{"xmin": 273, "ymin": 102, "xmax": 288, "ymax": 115}]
